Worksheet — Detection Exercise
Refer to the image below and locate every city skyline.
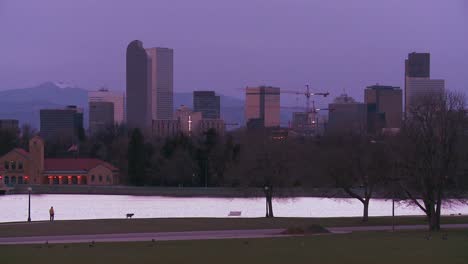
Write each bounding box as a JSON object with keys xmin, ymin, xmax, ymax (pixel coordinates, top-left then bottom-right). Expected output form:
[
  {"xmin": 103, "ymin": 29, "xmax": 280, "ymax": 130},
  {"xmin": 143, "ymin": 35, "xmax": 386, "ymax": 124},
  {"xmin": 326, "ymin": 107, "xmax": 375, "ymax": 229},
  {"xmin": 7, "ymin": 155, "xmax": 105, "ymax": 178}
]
[{"xmin": 0, "ymin": 0, "xmax": 466, "ymax": 104}]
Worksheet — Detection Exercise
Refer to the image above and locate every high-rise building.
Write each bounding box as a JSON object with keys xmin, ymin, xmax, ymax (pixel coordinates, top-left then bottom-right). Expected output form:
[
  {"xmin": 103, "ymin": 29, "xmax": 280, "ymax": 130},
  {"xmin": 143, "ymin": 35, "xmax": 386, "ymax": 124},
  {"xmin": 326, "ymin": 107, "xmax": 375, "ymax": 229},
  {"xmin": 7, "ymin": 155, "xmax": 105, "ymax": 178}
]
[
  {"xmin": 152, "ymin": 120, "xmax": 181, "ymax": 138},
  {"xmin": 88, "ymin": 88, "xmax": 125, "ymax": 124},
  {"xmin": 89, "ymin": 102, "xmax": 114, "ymax": 134},
  {"xmin": 0, "ymin": 119, "xmax": 19, "ymax": 132},
  {"xmin": 146, "ymin": 47, "xmax": 174, "ymax": 120},
  {"xmin": 40, "ymin": 106, "xmax": 84, "ymax": 140},
  {"xmin": 126, "ymin": 40, "xmax": 152, "ymax": 130},
  {"xmin": 245, "ymin": 86, "xmax": 280, "ymax": 128},
  {"xmin": 328, "ymin": 94, "xmax": 367, "ymax": 135},
  {"xmin": 364, "ymin": 85, "xmax": 402, "ymax": 133},
  {"xmin": 404, "ymin": 52, "xmax": 433, "ymax": 114},
  {"xmin": 193, "ymin": 91, "xmax": 220, "ymax": 119},
  {"xmin": 405, "ymin": 78, "xmax": 445, "ymax": 111}
]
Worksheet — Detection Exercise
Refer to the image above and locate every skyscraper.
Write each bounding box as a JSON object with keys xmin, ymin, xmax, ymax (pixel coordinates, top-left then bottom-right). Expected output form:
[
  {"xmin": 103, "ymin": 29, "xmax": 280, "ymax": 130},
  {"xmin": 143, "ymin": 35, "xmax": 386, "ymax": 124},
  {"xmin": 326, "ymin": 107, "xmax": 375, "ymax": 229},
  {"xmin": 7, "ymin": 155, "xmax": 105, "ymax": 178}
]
[
  {"xmin": 88, "ymin": 88, "xmax": 125, "ymax": 124},
  {"xmin": 405, "ymin": 78, "xmax": 445, "ymax": 110},
  {"xmin": 245, "ymin": 86, "xmax": 280, "ymax": 128},
  {"xmin": 126, "ymin": 40, "xmax": 152, "ymax": 130},
  {"xmin": 89, "ymin": 101, "xmax": 114, "ymax": 134},
  {"xmin": 193, "ymin": 91, "xmax": 220, "ymax": 119},
  {"xmin": 146, "ymin": 47, "xmax": 174, "ymax": 120},
  {"xmin": 40, "ymin": 106, "xmax": 84, "ymax": 140},
  {"xmin": 364, "ymin": 85, "xmax": 402, "ymax": 133},
  {"xmin": 404, "ymin": 52, "xmax": 431, "ymax": 114}
]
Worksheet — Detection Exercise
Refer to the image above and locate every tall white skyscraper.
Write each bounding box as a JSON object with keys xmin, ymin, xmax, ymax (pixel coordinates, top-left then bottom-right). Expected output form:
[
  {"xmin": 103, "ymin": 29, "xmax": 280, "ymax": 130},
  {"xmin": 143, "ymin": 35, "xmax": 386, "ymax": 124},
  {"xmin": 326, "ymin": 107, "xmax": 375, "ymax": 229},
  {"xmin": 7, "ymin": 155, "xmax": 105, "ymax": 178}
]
[
  {"xmin": 88, "ymin": 88, "xmax": 125, "ymax": 124},
  {"xmin": 145, "ymin": 47, "xmax": 174, "ymax": 120}
]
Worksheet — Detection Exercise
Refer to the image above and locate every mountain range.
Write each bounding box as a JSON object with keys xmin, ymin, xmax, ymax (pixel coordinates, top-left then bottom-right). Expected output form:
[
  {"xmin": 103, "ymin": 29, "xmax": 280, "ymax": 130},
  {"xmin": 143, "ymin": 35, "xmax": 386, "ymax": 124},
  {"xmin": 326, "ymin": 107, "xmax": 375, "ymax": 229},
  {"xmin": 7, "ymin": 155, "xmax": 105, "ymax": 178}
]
[{"xmin": 0, "ymin": 82, "xmax": 298, "ymax": 130}]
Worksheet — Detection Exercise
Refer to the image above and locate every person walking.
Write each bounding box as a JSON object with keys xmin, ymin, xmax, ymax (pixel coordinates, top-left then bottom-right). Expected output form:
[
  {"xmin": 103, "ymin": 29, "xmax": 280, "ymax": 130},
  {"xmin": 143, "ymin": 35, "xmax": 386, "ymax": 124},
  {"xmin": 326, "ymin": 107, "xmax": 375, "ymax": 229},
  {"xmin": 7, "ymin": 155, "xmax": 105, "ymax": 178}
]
[{"xmin": 49, "ymin": 206, "xmax": 54, "ymax": 222}]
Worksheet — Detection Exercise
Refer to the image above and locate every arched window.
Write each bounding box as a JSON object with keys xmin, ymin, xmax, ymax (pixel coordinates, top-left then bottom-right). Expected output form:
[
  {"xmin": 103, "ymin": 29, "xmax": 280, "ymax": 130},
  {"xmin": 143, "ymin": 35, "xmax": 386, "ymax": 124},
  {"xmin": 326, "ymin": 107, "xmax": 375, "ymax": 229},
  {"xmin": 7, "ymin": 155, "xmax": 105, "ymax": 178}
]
[
  {"xmin": 99, "ymin": 175, "xmax": 103, "ymax": 182},
  {"xmin": 4, "ymin": 176, "xmax": 9, "ymax": 185},
  {"xmin": 72, "ymin": 176, "xmax": 78, "ymax": 185},
  {"xmin": 18, "ymin": 161, "xmax": 23, "ymax": 170},
  {"xmin": 18, "ymin": 176, "xmax": 23, "ymax": 184},
  {"xmin": 11, "ymin": 161, "xmax": 16, "ymax": 170},
  {"xmin": 106, "ymin": 175, "xmax": 111, "ymax": 183},
  {"xmin": 53, "ymin": 177, "xmax": 59, "ymax": 185},
  {"xmin": 91, "ymin": 175, "xmax": 95, "ymax": 182},
  {"xmin": 11, "ymin": 176, "xmax": 17, "ymax": 185},
  {"xmin": 63, "ymin": 177, "xmax": 69, "ymax": 185},
  {"xmin": 4, "ymin": 161, "xmax": 9, "ymax": 170}
]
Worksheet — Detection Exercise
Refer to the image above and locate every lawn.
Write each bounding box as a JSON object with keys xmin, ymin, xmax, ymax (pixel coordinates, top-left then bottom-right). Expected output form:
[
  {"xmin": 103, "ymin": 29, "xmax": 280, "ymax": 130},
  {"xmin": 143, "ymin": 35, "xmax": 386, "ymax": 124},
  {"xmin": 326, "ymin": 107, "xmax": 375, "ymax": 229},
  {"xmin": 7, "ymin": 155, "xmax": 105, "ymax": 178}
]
[
  {"xmin": 1, "ymin": 230, "xmax": 468, "ymax": 264},
  {"xmin": 1, "ymin": 215, "xmax": 468, "ymax": 238}
]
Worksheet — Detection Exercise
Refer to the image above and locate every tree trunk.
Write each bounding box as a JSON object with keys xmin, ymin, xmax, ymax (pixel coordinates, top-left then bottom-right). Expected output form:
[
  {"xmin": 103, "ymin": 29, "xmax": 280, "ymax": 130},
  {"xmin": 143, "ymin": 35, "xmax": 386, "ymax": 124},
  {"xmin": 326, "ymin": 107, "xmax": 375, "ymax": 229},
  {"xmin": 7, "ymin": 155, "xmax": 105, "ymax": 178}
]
[
  {"xmin": 265, "ymin": 196, "xmax": 269, "ymax": 218},
  {"xmin": 362, "ymin": 199, "xmax": 369, "ymax": 222},
  {"xmin": 268, "ymin": 195, "xmax": 274, "ymax": 218},
  {"xmin": 428, "ymin": 205, "xmax": 440, "ymax": 231}
]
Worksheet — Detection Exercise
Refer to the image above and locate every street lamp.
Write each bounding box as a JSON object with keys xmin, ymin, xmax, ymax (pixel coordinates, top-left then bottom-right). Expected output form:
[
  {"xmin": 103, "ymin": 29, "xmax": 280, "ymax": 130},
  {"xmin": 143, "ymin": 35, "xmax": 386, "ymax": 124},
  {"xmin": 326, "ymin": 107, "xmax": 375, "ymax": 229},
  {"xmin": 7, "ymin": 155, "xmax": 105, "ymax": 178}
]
[
  {"xmin": 27, "ymin": 187, "xmax": 32, "ymax": 222},
  {"xmin": 264, "ymin": 186, "xmax": 268, "ymax": 217}
]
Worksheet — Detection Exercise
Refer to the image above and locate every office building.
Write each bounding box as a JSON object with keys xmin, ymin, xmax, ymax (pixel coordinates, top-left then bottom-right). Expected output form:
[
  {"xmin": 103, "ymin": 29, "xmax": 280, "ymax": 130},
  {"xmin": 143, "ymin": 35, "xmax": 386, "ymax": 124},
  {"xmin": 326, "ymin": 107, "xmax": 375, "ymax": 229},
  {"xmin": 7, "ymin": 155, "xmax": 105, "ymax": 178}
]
[
  {"xmin": 328, "ymin": 94, "xmax": 367, "ymax": 134},
  {"xmin": 404, "ymin": 52, "xmax": 432, "ymax": 114},
  {"xmin": 126, "ymin": 40, "xmax": 152, "ymax": 130},
  {"xmin": 88, "ymin": 88, "xmax": 125, "ymax": 124},
  {"xmin": 193, "ymin": 91, "xmax": 220, "ymax": 119},
  {"xmin": 0, "ymin": 119, "xmax": 19, "ymax": 132},
  {"xmin": 245, "ymin": 86, "xmax": 280, "ymax": 128},
  {"xmin": 40, "ymin": 106, "xmax": 83, "ymax": 140},
  {"xmin": 152, "ymin": 120, "xmax": 181, "ymax": 138},
  {"xmin": 146, "ymin": 47, "xmax": 174, "ymax": 120},
  {"xmin": 364, "ymin": 85, "xmax": 403, "ymax": 133},
  {"xmin": 199, "ymin": 119, "xmax": 225, "ymax": 137},
  {"xmin": 89, "ymin": 102, "xmax": 114, "ymax": 134},
  {"xmin": 405, "ymin": 78, "xmax": 445, "ymax": 111}
]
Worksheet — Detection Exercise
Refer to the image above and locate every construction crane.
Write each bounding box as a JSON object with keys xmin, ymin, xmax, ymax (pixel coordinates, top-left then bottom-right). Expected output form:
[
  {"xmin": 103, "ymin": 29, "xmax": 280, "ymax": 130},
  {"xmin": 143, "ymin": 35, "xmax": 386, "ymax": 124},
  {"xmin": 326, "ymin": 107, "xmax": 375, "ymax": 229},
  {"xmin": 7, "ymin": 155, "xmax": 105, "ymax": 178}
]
[{"xmin": 281, "ymin": 84, "xmax": 329, "ymax": 115}]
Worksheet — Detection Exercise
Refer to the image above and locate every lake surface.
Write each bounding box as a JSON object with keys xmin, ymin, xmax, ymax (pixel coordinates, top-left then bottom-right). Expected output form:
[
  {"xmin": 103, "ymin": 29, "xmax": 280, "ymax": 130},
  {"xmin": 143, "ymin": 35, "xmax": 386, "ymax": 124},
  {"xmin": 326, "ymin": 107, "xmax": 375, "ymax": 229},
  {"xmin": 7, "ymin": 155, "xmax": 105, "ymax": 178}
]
[{"xmin": 1, "ymin": 194, "xmax": 467, "ymax": 223}]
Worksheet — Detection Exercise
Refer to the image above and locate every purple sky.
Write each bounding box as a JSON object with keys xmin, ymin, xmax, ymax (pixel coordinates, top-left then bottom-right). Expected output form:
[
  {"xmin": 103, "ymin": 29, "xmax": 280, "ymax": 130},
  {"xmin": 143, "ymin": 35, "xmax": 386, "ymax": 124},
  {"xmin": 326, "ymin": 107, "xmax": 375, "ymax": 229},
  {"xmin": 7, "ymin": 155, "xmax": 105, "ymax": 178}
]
[{"xmin": 0, "ymin": 0, "xmax": 467, "ymax": 106}]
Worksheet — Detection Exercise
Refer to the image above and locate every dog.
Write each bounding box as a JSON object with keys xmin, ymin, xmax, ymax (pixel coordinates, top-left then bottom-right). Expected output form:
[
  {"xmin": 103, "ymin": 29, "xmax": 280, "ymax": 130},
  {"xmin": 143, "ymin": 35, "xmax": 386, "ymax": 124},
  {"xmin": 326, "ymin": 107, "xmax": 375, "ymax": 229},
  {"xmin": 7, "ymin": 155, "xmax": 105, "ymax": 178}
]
[{"xmin": 126, "ymin": 213, "xmax": 134, "ymax": 219}]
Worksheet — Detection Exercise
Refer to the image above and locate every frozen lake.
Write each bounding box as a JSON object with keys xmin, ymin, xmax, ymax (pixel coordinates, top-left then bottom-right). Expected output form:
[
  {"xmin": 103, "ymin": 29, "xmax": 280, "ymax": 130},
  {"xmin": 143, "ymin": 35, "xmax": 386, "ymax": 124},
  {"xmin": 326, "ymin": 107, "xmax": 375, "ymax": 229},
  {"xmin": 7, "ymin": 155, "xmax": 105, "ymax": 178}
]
[{"xmin": 1, "ymin": 194, "xmax": 467, "ymax": 223}]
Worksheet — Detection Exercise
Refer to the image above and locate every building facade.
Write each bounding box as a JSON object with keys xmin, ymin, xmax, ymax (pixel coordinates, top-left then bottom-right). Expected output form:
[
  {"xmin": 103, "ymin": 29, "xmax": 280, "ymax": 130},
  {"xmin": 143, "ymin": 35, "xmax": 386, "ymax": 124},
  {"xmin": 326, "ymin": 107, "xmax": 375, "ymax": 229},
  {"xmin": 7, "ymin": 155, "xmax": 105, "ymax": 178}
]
[
  {"xmin": 404, "ymin": 52, "xmax": 431, "ymax": 115},
  {"xmin": 40, "ymin": 106, "xmax": 83, "ymax": 141},
  {"xmin": 89, "ymin": 101, "xmax": 114, "ymax": 134},
  {"xmin": 126, "ymin": 40, "xmax": 152, "ymax": 130},
  {"xmin": 0, "ymin": 136, "xmax": 118, "ymax": 186},
  {"xmin": 364, "ymin": 85, "xmax": 402, "ymax": 133},
  {"xmin": 328, "ymin": 94, "xmax": 367, "ymax": 135},
  {"xmin": 146, "ymin": 47, "xmax": 174, "ymax": 120},
  {"xmin": 88, "ymin": 88, "xmax": 125, "ymax": 124},
  {"xmin": 199, "ymin": 119, "xmax": 225, "ymax": 136},
  {"xmin": 193, "ymin": 91, "xmax": 220, "ymax": 119},
  {"xmin": 245, "ymin": 86, "xmax": 280, "ymax": 128},
  {"xmin": 175, "ymin": 105, "xmax": 202, "ymax": 136},
  {"xmin": 152, "ymin": 119, "xmax": 181, "ymax": 138},
  {"xmin": 0, "ymin": 119, "xmax": 19, "ymax": 132},
  {"xmin": 405, "ymin": 78, "xmax": 445, "ymax": 112}
]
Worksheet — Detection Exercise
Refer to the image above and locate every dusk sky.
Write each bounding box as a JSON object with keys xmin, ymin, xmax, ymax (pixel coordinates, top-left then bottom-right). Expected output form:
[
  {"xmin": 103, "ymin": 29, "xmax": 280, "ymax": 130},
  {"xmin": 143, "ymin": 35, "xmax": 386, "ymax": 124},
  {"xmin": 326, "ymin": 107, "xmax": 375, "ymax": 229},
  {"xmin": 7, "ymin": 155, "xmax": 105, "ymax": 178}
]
[{"xmin": 0, "ymin": 0, "xmax": 467, "ymax": 105}]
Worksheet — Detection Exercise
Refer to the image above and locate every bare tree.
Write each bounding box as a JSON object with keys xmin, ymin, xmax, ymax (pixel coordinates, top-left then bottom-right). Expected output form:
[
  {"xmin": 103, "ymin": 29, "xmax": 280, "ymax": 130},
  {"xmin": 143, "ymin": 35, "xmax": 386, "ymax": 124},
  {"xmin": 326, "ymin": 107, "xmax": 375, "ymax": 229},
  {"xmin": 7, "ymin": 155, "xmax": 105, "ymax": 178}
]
[
  {"xmin": 396, "ymin": 91, "xmax": 468, "ymax": 231},
  {"xmin": 320, "ymin": 134, "xmax": 391, "ymax": 222}
]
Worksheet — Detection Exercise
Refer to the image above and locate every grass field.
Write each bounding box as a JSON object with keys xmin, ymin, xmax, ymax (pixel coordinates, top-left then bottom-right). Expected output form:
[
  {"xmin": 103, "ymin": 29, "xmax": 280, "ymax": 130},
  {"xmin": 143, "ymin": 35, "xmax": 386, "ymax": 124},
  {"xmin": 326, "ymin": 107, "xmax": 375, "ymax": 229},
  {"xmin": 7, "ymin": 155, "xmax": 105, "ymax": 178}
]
[
  {"xmin": 1, "ymin": 215, "xmax": 468, "ymax": 238},
  {"xmin": 1, "ymin": 230, "xmax": 468, "ymax": 264}
]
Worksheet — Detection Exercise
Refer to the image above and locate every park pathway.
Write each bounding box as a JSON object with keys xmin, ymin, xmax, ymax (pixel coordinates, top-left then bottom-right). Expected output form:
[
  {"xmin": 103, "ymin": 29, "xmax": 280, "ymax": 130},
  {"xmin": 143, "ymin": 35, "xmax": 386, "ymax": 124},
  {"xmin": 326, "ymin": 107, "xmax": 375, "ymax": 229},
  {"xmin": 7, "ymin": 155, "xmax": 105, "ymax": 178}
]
[{"xmin": 1, "ymin": 223, "xmax": 468, "ymax": 245}]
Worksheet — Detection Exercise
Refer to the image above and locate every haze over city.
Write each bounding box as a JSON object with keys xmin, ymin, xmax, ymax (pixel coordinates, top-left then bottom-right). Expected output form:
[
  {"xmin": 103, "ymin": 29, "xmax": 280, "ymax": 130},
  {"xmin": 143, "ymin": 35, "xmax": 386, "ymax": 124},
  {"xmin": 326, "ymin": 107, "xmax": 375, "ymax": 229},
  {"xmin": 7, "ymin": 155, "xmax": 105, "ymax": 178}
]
[{"xmin": 1, "ymin": 0, "xmax": 467, "ymax": 105}]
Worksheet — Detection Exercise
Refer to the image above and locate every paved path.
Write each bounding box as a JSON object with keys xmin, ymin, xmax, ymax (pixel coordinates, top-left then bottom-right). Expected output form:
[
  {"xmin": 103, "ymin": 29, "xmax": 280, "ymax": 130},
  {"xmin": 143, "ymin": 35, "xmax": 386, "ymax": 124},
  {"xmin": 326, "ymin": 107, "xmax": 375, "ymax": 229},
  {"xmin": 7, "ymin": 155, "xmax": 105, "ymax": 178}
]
[
  {"xmin": 327, "ymin": 223, "xmax": 468, "ymax": 233},
  {"xmin": 0, "ymin": 229, "xmax": 286, "ymax": 245},
  {"xmin": 2, "ymin": 223, "xmax": 468, "ymax": 245}
]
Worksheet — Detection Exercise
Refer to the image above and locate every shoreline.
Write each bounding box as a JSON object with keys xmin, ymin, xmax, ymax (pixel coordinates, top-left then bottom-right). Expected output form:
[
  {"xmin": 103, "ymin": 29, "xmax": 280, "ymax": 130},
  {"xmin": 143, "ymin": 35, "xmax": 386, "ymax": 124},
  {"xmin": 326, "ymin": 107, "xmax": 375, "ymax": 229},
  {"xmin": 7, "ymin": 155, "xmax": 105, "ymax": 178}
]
[{"xmin": 10, "ymin": 185, "xmax": 349, "ymax": 198}]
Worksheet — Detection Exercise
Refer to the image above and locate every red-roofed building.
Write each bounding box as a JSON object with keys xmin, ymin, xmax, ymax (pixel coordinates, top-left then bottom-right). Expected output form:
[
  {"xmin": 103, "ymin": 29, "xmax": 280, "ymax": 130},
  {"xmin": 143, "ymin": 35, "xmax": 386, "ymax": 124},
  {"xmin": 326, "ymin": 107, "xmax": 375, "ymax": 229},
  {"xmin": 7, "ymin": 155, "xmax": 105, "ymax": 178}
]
[{"xmin": 0, "ymin": 136, "xmax": 119, "ymax": 186}]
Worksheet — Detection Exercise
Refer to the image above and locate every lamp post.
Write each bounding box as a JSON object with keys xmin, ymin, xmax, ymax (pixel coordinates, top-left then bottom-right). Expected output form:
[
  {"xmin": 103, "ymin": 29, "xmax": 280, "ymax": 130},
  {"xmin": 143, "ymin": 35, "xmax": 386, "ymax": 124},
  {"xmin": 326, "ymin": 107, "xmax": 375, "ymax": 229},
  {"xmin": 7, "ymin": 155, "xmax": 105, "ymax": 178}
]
[
  {"xmin": 264, "ymin": 186, "xmax": 269, "ymax": 218},
  {"xmin": 27, "ymin": 187, "xmax": 32, "ymax": 222}
]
